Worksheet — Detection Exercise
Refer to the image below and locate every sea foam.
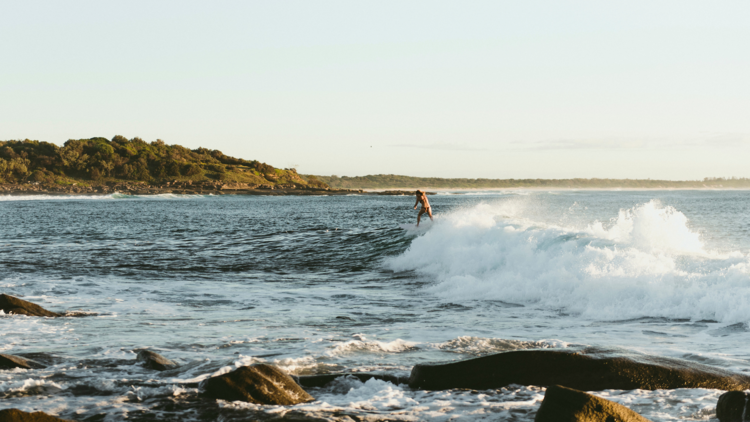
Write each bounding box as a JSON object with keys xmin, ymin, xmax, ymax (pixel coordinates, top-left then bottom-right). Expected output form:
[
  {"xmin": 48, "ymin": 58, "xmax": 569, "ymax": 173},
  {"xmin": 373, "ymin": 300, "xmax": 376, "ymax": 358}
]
[{"xmin": 388, "ymin": 199, "xmax": 750, "ymax": 322}]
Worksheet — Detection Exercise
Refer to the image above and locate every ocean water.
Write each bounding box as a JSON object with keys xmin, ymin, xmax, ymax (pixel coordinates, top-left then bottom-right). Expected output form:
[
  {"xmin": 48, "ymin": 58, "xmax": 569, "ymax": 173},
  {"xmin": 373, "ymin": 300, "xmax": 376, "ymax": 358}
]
[{"xmin": 2, "ymin": 190, "xmax": 750, "ymax": 421}]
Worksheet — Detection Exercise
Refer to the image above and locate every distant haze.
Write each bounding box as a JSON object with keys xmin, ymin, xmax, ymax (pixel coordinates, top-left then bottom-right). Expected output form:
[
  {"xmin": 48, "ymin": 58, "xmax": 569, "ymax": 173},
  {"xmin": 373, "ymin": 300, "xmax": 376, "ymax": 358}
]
[{"xmin": 2, "ymin": 1, "xmax": 749, "ymax": 180}]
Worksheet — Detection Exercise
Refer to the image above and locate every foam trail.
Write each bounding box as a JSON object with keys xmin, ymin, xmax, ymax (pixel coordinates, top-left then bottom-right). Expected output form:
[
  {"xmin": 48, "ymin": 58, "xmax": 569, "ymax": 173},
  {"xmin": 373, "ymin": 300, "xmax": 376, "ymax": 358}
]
[
  {"xmin": 388, "ymin": 200, "xmax": 750, "ymax": 322},
  {"xmin": 0, "ymin": 194, "xmax": 117, "ymax": 201},
  {"xmin": 0, "ymin": 193, "xmax": 209, "ymax": 201}
]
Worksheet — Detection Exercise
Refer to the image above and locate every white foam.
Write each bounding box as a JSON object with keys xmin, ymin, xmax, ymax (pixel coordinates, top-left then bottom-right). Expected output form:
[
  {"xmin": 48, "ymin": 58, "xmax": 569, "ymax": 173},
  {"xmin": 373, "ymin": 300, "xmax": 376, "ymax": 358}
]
[
  {"xmin": 327, "ymin": 339, "xmax": 420, "ymax": 356},
  {"xmin": 387, "ymin": 199, "xmax": 750, "ymax": 323},
  {"xmin": 0, "ymin": 194, "xmax": 117, "ymax": 201},
  {"xmin": 0, "ymin": 378, "xmax": 64, "ymax": 395},
  {"xmin": 220, "ymin": 378, "xmax": 548, "ymax": 421},
  {"xmin": 432, "ymin": 337, "xmax": 571, "ymax": 355},
  {"xmin": 0, "ymin": 193, "xmax": 207, "ymax": 201}
]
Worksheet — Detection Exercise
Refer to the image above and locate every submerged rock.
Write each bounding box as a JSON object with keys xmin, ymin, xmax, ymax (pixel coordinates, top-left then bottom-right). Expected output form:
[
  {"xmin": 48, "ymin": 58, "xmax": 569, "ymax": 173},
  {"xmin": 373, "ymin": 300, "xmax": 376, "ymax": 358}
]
[
  {"xmin": 716, "ymin": 391, "xmax": 748, "ymax": 422},
  {"xmin": 408, "ymin": 348, "xmax": 750, "ymax": 391},
  {"xmin": 0, "ymin": 354, "xmax": 45, "ymax": 370},
  {"xmin": 535, "ymin": 385, "xmax": 651, "ymax": 422},
  {"xmin": 0, "ymin": 294, "xmax": 61, "ymax": 317},
  {"xmin": 136, "ymin": 350, "xmax": 178, "ymax": 371},
  {"xmin": 203, "ymin": 364, "xmax": 314, "ymax": 405},
  {"xmin": 0, "ymin": 409, "xmax": 73, "ymax": 422}
]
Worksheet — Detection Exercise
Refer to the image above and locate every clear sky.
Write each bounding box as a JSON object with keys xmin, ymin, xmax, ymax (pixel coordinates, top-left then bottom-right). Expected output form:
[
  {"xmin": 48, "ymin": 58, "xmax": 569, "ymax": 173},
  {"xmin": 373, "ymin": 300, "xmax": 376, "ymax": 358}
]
[{"xmin": 2, "ymin": 1, "xmax": 749, "ymax": 180}]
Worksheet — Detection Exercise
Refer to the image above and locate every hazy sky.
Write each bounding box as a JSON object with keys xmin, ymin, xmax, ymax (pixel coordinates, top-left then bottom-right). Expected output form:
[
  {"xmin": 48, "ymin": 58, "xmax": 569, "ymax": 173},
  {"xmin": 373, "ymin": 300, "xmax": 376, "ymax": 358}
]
[{"xmin": 2, "ymin": 1, "xmax": 749, "ymax": 179}]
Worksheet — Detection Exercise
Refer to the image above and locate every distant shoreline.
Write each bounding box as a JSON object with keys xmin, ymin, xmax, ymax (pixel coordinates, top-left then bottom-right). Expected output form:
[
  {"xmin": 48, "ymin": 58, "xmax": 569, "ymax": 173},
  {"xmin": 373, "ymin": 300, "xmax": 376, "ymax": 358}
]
[
  {"xmin": 316, "ymin": 174, "xmax": 750, "ymax": 190},
  {"xmin": 0, "ymin": 182, "xmax": 424, "ymax": 196},
  {"xmin": 3, "ymin": 183, "xmax": 750, "ymax": 197},
  {"xmin": 362, "ymin": 187, "xmax": 750, "ymax": 192}
]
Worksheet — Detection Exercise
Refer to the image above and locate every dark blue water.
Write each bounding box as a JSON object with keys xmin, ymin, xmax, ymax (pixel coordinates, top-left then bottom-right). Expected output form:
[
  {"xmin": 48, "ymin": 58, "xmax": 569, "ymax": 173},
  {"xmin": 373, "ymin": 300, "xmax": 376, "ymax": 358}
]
[{"xmin": 2, "ymin": 191, "xmax": 750, "ymax": 421}]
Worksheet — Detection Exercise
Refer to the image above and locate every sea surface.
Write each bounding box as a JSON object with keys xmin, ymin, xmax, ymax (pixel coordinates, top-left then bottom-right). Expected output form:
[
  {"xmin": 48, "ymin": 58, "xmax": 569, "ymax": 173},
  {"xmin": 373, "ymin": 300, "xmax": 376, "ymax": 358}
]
[{"xmin": 2, "ymin": 190, "xmax": 750, "ymax": 421}]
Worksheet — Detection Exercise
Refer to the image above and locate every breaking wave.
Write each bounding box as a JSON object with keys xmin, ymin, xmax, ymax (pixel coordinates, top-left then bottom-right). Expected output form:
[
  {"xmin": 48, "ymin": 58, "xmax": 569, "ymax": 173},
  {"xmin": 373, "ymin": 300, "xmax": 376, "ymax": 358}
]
[{"xmin": 388, "ymin": 200, "xmax": 750, "ymax": 322}]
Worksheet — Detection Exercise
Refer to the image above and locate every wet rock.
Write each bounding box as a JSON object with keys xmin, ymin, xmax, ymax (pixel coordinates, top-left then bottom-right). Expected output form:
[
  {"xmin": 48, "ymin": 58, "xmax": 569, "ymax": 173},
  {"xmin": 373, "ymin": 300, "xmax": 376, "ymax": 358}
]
[
  {"xmin": 0, "ymin": 294, "xmax": 61, "ymax": 317},
  {"xmin": 0, "ymin": 354, "xmax": 41, "ymax": 370},
  {"xmin": 296, "ymin": 373, "xmax": 406, "ymax": 388},
  {"xmin": 203, "ymin": 364, "xmax": 314, "ymax": 405},
  {"xmin": 136, "ymin": 350, "xmax": 178, "ymax": 371},
  {"xmin": 0, "ymin": 409, "xmax": 73, "ymax": 422},
  {"xmin": 535, "ymin": 385, "xmax": 651, "ymax": 422},
  {"xmin": 716, "ymin": 391, "xmax": 748, "ymax": 422},
  {"xmin": 408, "ymin": 348, "xmax": 750, "ymax": 391}
]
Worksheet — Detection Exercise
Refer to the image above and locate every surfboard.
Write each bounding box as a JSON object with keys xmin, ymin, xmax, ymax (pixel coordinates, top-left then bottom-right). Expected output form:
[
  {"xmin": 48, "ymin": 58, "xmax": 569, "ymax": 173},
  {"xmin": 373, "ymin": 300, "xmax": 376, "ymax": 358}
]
[{"xmin": 399, "ymin": 219, "xmax": 435, "ymax": 232}]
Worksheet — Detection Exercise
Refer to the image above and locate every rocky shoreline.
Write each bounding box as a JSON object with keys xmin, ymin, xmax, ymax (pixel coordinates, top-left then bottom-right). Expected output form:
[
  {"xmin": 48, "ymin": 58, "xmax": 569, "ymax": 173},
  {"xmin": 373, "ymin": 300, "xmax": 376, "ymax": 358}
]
[
  {"xmin": 0, "ymin": 182, "xmax": 429, "ymax": 196},
  {"xmin": 0, "ymin": 293, "xmax": 745, "ymax": 422}
]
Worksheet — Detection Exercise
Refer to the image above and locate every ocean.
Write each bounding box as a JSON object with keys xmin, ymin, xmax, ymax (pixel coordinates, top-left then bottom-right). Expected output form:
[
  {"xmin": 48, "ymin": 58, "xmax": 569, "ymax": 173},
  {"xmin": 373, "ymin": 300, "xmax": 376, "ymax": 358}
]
[{"xmin": 2, "ymin": 190, "xmax": 749, "ymax": 421}]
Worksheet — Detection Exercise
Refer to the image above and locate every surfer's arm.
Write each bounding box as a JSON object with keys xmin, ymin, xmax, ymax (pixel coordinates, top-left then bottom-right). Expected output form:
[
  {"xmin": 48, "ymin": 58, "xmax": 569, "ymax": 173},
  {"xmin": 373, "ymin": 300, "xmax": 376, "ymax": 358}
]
[{"xmin": 414, "ymin": 198, "xmax": 419, "ymax": 209}]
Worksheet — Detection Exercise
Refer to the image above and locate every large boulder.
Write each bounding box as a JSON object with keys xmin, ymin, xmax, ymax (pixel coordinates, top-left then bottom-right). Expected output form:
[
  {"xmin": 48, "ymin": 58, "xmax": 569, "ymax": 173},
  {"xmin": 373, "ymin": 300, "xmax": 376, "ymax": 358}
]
[
  {"xmin": 409, "ymin": 348, "xmax": 750, "ymax": 391},
  {"xmin": 0, "ymin": 354, "xmax": 45, "ymax": 370},
  {"xmin": 203, "ymin": 364, "xmax": 315, "ymax": 405},
  {"xmin": 535, "ymin": 385, "xmax": 651, "ymax": 422},
  {"xmin": 716, "ymin": 391, "xmax": 748, "ymax": 422},
  {"xmin": 0, "ymin": 294, "xmax": 60, "ymax": 317},
  {"xmin": 0, "ymin": 409, "xmax": 73, "ymax": 422},
  {"xmin": 136, "ymin": 350, "xmax": 178, "ymax": 371}
]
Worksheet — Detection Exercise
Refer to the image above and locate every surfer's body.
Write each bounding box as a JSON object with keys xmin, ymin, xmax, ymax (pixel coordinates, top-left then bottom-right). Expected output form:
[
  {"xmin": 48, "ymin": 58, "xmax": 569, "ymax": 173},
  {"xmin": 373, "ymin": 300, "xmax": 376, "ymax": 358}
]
[{"xmin": 413, "ymin": 190, "xmax": 433, "ymax": 226}]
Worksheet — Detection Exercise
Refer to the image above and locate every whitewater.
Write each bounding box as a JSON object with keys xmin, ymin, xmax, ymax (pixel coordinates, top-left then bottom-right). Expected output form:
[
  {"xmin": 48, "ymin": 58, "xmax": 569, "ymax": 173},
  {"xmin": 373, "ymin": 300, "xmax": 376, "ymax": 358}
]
[{"xmin": 2, "ymin": 190, "xmax": 750, "ymax": 421}]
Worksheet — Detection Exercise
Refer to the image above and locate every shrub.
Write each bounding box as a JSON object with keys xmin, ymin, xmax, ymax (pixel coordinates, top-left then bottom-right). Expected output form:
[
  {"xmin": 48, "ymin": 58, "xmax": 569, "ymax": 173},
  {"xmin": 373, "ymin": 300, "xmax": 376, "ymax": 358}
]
[
  {"xmin": 183, "ymin": 163, "xmax": 202, "ymax": 176},
  {"xmin": 207, "ymin": 164, "xmax": 226, "ymax": 173}
]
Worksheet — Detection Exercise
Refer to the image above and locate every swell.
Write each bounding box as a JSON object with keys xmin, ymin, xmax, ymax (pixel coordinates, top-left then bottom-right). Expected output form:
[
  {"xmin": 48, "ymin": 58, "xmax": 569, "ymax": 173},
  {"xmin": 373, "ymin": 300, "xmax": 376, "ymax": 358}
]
[{"xmin": 388, "ymin": 199, "xmax": 750, "ymax": 323}]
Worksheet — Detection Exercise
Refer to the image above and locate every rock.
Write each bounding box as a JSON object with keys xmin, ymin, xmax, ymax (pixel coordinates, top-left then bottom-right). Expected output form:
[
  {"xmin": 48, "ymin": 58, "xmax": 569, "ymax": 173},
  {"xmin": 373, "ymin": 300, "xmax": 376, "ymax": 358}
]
[
  {"xmin": 203, "ymin": 364, "xmax": 314, "ymax": 405},
  {"xmin": 408, "ymin": 348, "xmax": 750, "ymax": 391},
  {"xmin": 0, "ymin": 294, "xmax": 61, "ymax": 317},
  {"xmin": 535, "ymin": 385, "xmax": 651, "ymax": 422},
  {"xmin": 136, "ymin": 350, "xmax": 179, "ymax": 371},
  {"xmin": 0, "ymin": 354, "xmax": 45, "ymax": 370},
  {"xmin": 0, "ymin": 409, "xmax": 73, "ymax": 422},
  {"xmin": 296, "ymin": 373, "xmax": 406, "ymax": 388},
  {"xmin": 136, "ymin": 350, "xmax": 178, "ymax": 371},
  {"xmin": 716, "ymin": 391, "xmax": 748, "ymax": 422},
  {"xmin": 0, "ymin": 354, "xmax": 30, "ymax": 369}
]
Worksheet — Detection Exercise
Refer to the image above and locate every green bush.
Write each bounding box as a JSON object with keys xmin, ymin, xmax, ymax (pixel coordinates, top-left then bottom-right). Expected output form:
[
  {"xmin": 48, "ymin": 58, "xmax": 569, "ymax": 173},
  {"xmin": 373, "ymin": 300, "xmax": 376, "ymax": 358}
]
[{"xmin": 183, "ymin": 163, "xmax": 202, "ymax": 176}]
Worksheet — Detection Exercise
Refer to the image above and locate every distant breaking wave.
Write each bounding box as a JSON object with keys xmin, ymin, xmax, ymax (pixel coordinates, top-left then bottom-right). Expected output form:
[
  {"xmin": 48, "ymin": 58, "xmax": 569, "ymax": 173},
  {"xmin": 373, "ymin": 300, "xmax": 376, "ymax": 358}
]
[
  {"xmin": 0, "ymin": 193, "xmax": 209, "ymax": 201},
  {"xmin": 388, "ymin": 199, "xmax": 750, "ymax": 323}
]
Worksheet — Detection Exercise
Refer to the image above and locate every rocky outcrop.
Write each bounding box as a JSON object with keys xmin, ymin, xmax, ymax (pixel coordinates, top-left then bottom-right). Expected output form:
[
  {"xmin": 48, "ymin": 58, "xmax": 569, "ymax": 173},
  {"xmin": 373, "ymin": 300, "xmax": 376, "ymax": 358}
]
[
  {"xmin": 296, "ymin": 373, "xmax": 406, "ymax": 387},
  {"xmin": 535, "ymin": 385, "xmax": 651, "ymax": 422},
  {"xmin": 0, "ymin": 409, "xmax": 73, "ymax": 422},
  {"xmin": 716, "ymin": 391, "xmax": 748, "ymax": 422},
  {"xmin": 0, "ymin": 294, "xmax": 61, "ymax": 317},
  {"xmin": 0, "ymin": 354, "xmax": 45, "ymax": 370},
  {"xmin": 374, "ymin": 190, "xmax": 437, "ymax": 196},
  {"xmin": 202, "ymin": 364, "xmax": 314, "ymax": 405},
  {"xmin": 408, "ymin": 348, "xmax": 750, "ymax": 391},
  {"xmin": 136, "ymin": 350, "xmax": 178, "ymax": 371}
]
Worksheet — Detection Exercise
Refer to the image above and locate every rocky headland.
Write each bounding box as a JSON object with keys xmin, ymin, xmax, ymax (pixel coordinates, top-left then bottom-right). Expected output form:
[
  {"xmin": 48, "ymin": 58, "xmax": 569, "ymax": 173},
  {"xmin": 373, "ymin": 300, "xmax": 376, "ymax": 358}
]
[
  {"xmin": 0, "ymin": 181, "xmax": 364, "ymax": 196},
  {"xmin": 0, "ymin": 182, "xmax": 433, "ymax": 196}
]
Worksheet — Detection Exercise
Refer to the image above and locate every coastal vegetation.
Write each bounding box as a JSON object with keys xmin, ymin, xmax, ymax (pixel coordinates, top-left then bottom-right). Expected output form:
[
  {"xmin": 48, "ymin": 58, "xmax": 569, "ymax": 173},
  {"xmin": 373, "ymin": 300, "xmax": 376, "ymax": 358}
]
[
  {"xmin": 314, "ymin": 174, "xmax": 750, "ymax": 189},
  {"xmin": 0, "ymin": 137, "xmax": 328, "ymax": 188}
]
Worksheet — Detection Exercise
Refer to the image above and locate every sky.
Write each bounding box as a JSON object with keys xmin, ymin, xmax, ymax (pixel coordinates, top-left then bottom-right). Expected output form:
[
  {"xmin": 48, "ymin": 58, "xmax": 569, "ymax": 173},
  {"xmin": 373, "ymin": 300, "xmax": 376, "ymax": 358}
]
[{"xmin": 1, "ymin": 1, "xmax": 749, "ymax": 180}]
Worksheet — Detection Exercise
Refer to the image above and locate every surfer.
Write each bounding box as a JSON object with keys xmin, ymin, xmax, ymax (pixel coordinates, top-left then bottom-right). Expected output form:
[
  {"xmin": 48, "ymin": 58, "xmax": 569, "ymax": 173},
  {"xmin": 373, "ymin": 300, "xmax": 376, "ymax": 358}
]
[{"xmin": 413, "ymin": 190, "xmax": 433, "ymax": 226}]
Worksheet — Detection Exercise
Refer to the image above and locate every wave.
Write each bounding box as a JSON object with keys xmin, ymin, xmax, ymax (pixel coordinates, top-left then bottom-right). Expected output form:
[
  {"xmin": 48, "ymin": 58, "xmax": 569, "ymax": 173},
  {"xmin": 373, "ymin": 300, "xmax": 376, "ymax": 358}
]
[
  {"xmin": 388, "ymin": 200, "xmax": 750, "ymax": 323},
  {"xmin": 0, "ymin": 194, "xmax": 118, "ymax": 201},
  {"xmin": 327, "ymin": 338, "xmax": 419, "ymax": 357},
  {"xmin": 0, "ymin": 193, "xmax": 209, "ymax": 201}
]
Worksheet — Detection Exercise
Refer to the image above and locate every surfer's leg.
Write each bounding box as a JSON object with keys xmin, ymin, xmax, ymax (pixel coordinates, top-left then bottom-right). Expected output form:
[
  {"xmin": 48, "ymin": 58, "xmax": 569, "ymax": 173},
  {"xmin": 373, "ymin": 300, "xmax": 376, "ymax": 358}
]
[
  {"xmin": 417, "ymin": 208, "xmax": 424, "ymax": 226},
  {"xmin": 428, "ymin": 207, "xmax": 433, "ymax": 221}
]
